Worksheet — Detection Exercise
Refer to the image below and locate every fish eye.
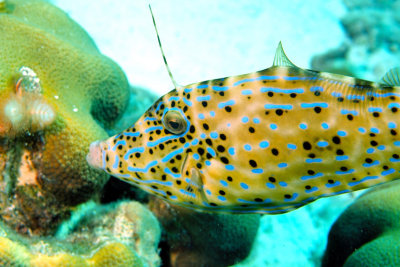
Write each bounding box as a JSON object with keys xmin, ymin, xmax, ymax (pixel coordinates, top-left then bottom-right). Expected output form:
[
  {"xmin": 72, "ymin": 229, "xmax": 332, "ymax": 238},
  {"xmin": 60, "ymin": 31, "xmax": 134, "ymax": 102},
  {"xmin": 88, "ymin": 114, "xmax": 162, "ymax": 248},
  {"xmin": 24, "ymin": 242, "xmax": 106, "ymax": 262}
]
[{"xmin": 162, "ymin": 110, "xmax": 187, "ymax": 135}]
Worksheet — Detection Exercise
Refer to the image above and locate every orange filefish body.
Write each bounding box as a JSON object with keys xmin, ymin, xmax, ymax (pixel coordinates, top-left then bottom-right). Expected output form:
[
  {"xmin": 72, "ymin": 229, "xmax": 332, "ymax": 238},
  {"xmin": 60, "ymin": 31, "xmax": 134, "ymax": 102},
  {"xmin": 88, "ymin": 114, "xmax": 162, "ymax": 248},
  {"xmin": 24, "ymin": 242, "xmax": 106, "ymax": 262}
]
[{"xmin": 87, "ymin": 43, "xmax": 400, "ymax": 213}]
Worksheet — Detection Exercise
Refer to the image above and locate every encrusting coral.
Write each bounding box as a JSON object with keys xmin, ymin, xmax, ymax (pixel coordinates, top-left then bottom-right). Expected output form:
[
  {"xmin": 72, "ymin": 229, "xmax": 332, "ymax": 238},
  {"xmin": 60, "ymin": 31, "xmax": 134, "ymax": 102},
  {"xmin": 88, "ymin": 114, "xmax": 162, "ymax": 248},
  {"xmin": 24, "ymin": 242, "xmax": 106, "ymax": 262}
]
[
  {"xmin": 149, "ymin": 196, "xmax": 260, "ymax": 267},
  {"xmin": 0, "ymin": 0, "xmax": 129, "ymax": 235},
  {"xmin": 0, "ymin": 200, "xmax": 160, "ymax": 267},
  {"xmin": 322, "ymin": 180, "xmax": 400, "ymax": 267}
]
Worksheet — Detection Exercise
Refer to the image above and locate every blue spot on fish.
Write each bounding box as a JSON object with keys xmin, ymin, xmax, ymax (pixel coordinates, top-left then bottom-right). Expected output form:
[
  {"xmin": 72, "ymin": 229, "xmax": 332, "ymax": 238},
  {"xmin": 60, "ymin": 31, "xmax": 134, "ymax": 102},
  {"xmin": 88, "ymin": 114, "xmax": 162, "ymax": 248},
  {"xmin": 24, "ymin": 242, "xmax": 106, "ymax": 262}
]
[
  {"xmin": 317, "ymin": 141, "xmax": 329, "ymax": 147},
  {"xmin": 299, "ymin": 123, "xmax": 307, "ymax": 129},
  {"xmin": 259, "ymin": 141, "xmax": 269, "ymax": 148},
  {"xmin": 287, "ymin": 144, "xmax": 297, "ymax": 149},
  {"xmin": 218, "ymin": 99, "xmax": 235, "ymax": 108},
  {"xmin": 220, "ymin": 180, "xmax": 228, "ymax": 187},
  {"xmin": 241, "ymin": 89, "xmax": 253, "ymax": 95},
  {"xmin": 270, "ymin": 123, "xmax": 277, "ymax": 130},
  {"xmin": 244, "ymin": 144, "xmax": 252, "ymax": 151},
  {"xmin": 300, "ymin": 102, "xmax": 328, "ymax": 108},
  {"xmin": 264, "ymin": 104, "xmax": 293, "ymax": 110},
  {"xmin": 240, "ymin": 182, "xmax": 249, "ymax": 190},
  {"xmin": 326, "ymin": 181, "xmax": 341, "ymax": 188},
  {"xmin": 252, "ymin": 168, "xmax": 264, "ymax": 174}
]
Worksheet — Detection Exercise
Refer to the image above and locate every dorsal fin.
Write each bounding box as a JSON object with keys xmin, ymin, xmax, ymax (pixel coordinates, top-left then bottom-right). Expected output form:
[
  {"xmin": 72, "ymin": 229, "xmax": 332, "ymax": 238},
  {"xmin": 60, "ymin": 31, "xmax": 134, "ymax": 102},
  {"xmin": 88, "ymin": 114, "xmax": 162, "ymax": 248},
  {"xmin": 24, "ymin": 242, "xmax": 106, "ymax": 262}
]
[
  {"xmin": 380, "ymin": 67, "xmax": 400, "ymax": 87},
  {"xmin": 149, "ymin": 5, "xmax": 179, "ymax": 89},
  {"xmin": 273, "ymin": 41, "xmax": 297, "ymax": 68}
]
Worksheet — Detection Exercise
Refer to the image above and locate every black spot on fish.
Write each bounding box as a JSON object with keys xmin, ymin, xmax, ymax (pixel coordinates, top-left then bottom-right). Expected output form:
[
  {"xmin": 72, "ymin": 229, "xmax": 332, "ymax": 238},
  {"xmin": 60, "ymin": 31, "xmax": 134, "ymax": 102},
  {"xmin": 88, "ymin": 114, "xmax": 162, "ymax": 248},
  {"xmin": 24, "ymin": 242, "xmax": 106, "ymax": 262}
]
[
  {"xmin": 221, "ymin": 157, "xmax": 229, "ymax": 164},
  {"xmin": 314, "ymin": 107, "xmax": 321, "ymax": 113},
  {"xmin": 210, "ymin": 203, "xmax": 218, "ymax": 206},
  {"xmin": 219, "ymin": 91, "xmax": 224, "ymax": 96},
  {"xmin": 220, "ymin": 133, "xmax": 226, "ymax": 140},
  {"xmin": 307, "ymin": 170, "xmax": 315, "ymax": 175},
  {"xmin": 227, "ymin": 176, "xmax": 233, "ymax": 182},
  {"xmin": 150, "ymin": 168, "xmax": 156, "ymax": 173},
  {"xmin": 391, "ymin": 130, "xmax": 397, "ymax": 136},
  {"xmin": 249, "ymin": 160, "xmax": 257, "ymax": 167},
  {"xmin": 383, "ymin": 165, "xmax": 389, "ymax": 170},
  {"xmin": 276, "ymin": 109, "xmax": 283, "ymax": 116},
  {"xmin": 202, "ymin": 101, "xmax": 207, "ymax": 107},
  {"xmin": 176, "ymin": 180, "xmax": 182, "ymax": 185},
  {"xmin": 249, "ymin": 127, "xmax": 255, "ymax": 133},
  {"xmin": 254, "ymin": 198, "xmax": 263, "ymax": 202},
  {"xmin": 308, "ymin": 153, "xmax": 316, "ymax": 158},
  {"xmin": 337, "ymin": 97, "xmax": 344, "ymax": 102},
  {"xmin": 203, "ymin": 123, "xmax": 209, "ymax": 130},
  {"xmin": 393, "ymin": 154, "xmax": 399, "ymax": 159},
  {"xmin": 328, "ymin": 179, "xmax": 335, "ymax": 184},
  {"xmin": 206, "ymin": 139, "xmax": 212, "ymax": 146},
  {"xmin": 135, "ymin": 152, "xmax": 141, "ymax": 158},
  {"xmin": 332, "ymin": 136, "xmax": 341, "ymax": 144},
  {"xmin": 365, "ymin": 158, "xmax": 373, "ymax": 163},
  {"xmin": 268, "ymin": 177, "xmax": 276, "ymax": 183},
  {"xmin": 314, "ymin": 91, "xmax": 321, "ymax": 96},
  {"xmin": 284, "ymin": 194, "xmax": 291, "ymax": 199},
  {"xmin": 391, "ymin": 107, "xmax": 398, "ymax": 113},
  {"xmin": 303, "ymin": 141, "xmax": 312, "ymax": 150},
  {"xmin": 183, "ymin": 106, "xmax": 188, "ymax": 112},
  {"xmin": 159, "ymin": 144, "xmax": 165, "ymax": 150},
  {"xmin": 347, "ymin": 114, "xmax": 353, "ymax": 121},
  {"xmin": 166, "ymin": 191, "xmax": 172, "ymax": 196},
  {"xmin": 225, "ymin": 106, "xmax": 232, "ymax": 112},
  {"xmin": 190, "ymin": 125, "xmax": 195, "ymax": 133},
  {"xmin": 372, "ymin": 112, "xmax": 380, "ymax": 117},
  {"xmin": 162, "ymin": 175, "xmax": 167, "ymax": 181},
  {"xmin": 172, "ymin": 167, "xmax": 179, "ymax": 173},
  {"xmin": 370, "ymin": 140, "xmax": 378, "ymax": 146},
  {"xmin": 219, "ymin": 190, "xmax": 225, "ymax": 195},
  {"xmin": 196, "ymin": 163, "xmax": 202, "ymax": 169},
  {"xmin": 268, "ymin": 92, "xmax": 274, "ymax": 97},
  {"xmin": 336, "ymin": 149, "xmax": 344, "ymax": 155},
  {"xmin": 305, "ymin": 185, "xmax": 311, "ymax": 190},
  {"xmin": 217, "ymin": 145, "xmax": 225, "ymax": 152},
  {"xmin": 340, "ymin": 166, "xmax": 348, "ymax": 171},
  {"xmin": 271, "ymin": 148, "xmax": 279, "ymax": 156},
  {"xmin": 290, "ymin": 93, "xmax": 297, "ymax": 98},
  {"xmin": 198, "ymin": 148, "xmax": 205, "ymax": 155}
]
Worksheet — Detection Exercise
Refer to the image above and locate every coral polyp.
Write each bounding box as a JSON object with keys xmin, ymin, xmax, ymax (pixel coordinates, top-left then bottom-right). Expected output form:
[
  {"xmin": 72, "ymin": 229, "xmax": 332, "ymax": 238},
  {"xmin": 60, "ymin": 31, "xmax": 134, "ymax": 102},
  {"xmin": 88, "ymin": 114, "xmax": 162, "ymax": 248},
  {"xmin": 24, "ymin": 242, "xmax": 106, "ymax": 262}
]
[{"xmin": 0, "ymin": 66, "xmax": 56, "ymax": 136}]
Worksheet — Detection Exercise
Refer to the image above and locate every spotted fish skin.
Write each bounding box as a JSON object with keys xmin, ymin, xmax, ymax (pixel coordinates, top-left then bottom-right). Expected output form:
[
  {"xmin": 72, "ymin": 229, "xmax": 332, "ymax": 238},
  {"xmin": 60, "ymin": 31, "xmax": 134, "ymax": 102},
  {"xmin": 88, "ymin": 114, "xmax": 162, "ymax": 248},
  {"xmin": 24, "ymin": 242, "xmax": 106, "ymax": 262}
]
[{"xmin": 87, "ymin": 51, "xmax": 400, "ymax": 214}]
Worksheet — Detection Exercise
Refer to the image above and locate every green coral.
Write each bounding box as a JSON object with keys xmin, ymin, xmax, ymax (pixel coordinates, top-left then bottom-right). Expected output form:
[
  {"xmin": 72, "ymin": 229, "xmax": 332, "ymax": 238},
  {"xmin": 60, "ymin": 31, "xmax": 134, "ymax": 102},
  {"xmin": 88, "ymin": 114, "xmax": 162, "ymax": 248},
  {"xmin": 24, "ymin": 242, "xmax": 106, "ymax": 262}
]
[
  {"xmin": 0, "ymin": 0, "xmax": 129, "ymax": 235},
  {"xmin": 322, "ymin": 180, "xmax": 400, "ymax": 267}
]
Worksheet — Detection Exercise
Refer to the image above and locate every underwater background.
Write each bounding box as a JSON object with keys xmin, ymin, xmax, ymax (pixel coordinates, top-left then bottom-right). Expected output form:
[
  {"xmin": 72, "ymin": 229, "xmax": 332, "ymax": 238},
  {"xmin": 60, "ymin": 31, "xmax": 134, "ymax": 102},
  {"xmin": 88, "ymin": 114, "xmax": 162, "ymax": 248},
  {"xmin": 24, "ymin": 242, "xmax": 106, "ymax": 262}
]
[{"xmin": 0, "ymin": 0, "xmax": 400, "ymax": 266}]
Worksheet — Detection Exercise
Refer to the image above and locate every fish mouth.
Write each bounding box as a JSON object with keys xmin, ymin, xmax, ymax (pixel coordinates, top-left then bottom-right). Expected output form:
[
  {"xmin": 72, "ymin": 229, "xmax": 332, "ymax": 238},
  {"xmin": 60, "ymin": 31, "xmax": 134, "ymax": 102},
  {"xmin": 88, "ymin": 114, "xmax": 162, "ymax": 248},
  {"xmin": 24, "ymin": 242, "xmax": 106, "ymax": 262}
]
[{"xmin": 86, "ymin": 140, "xmax": 104, "ymax": 170}]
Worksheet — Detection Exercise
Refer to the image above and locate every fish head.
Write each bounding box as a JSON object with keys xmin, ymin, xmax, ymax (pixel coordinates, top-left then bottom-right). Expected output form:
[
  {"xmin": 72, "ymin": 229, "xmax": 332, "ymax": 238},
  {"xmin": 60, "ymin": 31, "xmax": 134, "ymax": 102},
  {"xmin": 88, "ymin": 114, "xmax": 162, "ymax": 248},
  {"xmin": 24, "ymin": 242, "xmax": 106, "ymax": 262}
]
[{"xmin": 87, "ymin": 88, "xmax": 210, "ymax": 209}]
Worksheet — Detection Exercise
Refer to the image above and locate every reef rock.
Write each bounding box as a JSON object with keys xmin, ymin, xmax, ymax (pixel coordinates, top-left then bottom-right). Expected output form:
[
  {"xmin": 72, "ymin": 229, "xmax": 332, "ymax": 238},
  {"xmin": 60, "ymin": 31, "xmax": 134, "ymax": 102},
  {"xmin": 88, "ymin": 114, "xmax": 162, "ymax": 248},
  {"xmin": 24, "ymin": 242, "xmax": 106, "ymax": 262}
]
[
  {"xmin": 149, "ymin": 196, "xmax": 260, "ymax": 267},
  {"xmin": 0, "ymin": 200, "xmax": 161, "ymax": 267},
  {"xmin": 0, "ymin": 0, "xmax": 129, "ymax": 235}
]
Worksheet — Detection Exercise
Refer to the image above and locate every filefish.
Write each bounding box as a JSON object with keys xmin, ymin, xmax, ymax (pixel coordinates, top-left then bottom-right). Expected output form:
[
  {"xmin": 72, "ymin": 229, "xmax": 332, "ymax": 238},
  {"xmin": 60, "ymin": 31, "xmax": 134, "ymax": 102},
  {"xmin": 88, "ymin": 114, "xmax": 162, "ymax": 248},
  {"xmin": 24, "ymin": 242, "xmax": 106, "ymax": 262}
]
[{"xmin": 87, "ymin": 42, "xmax": 400, "ymax": 214}]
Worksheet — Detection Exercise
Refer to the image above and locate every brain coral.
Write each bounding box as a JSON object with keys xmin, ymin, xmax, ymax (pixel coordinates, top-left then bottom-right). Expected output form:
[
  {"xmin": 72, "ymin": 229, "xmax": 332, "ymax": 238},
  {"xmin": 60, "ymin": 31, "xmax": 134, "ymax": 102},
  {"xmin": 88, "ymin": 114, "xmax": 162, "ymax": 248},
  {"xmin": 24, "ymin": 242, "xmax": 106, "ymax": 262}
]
[
  {"xmin": 322, "ymin": 180, "xmax": 400, "ymax": 267},
  {"xmin": 0, "ymin": 0, "xmax": 129, "ymax": 235},
  {"xmin": 149, "ymin": 196, "xmax": 260, "ymax": 267}
]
